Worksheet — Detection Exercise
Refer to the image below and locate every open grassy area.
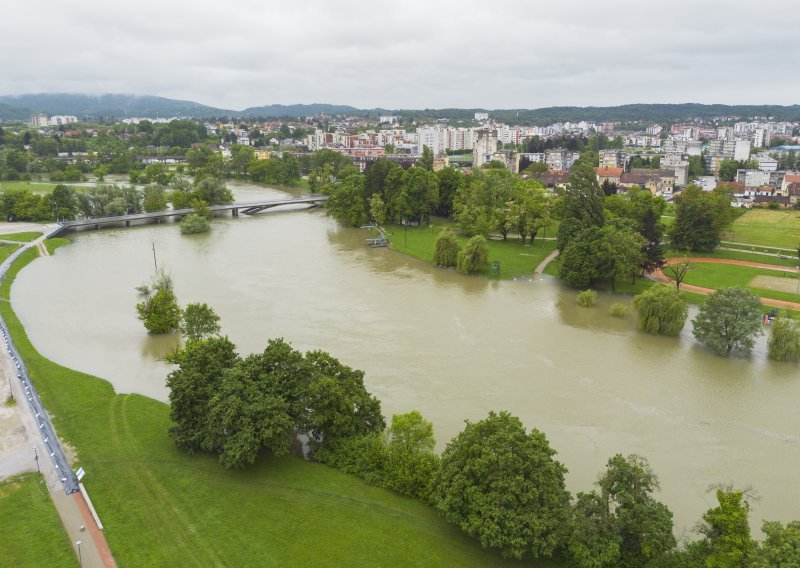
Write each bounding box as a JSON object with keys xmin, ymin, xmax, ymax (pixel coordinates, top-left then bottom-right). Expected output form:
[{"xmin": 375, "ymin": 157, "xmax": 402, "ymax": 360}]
[
  {"xmin": 1, "ymin": 231, "xmax": 43, "ymax": 243},
  {"xmin": 0, "ymin": 242, "xmax": 22, "ymax": 264},
  {"xmin": 386, "ymin": 220, "xmax": 559, "ymax": 280},
  {"xmin": 682, "ymin": 262, "xmax": 799, "ymax": 304},
  {"xmin": 724, "ymin": 208, "xmax": 800, "ymax": 249},
  {"xmin": 667, "ymin": 247, "xmax": 800, "ymax": 268},
  {"xmin": 0, "ymin": 249, "xmax": 538, "ymax": 567},
  {"xmin": 44, "ymin": 238, "xmax": 71, "ymax": 255},
  {"xmin": 0, "ymin": 474, "xmax": 76, "ymax": 567}
]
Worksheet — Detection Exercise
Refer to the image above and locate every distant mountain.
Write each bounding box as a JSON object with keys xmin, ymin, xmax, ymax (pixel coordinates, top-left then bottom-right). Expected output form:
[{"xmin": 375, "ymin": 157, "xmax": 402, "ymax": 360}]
[
  {"xmin": 239, "ymin": 103, "xmax": 360, "ymax": 118},
  {"xmin": 0, "ymin": 102, "xmax": 29, "ymax": 121},
  {"xmin": 1, "ymin": 94, "xmax": 799, "ymax": 123},
  {"xmin": 0, "ymin": 94, "xmax": 230, "ymax": 119}
]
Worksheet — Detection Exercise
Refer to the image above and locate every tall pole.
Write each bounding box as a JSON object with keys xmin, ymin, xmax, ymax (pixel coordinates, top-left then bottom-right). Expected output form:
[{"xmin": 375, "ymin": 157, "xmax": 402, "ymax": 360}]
[
  {"xmin": 152, "ymin": 242, "xmax": 158, "ymax": 272},
  {"xmin": 33, "ymin": 446, "xmax": 40, "ymax": 474},
  {"xmin": 76, "ymin": 540, "xmax": 82, "ymax": 567}
]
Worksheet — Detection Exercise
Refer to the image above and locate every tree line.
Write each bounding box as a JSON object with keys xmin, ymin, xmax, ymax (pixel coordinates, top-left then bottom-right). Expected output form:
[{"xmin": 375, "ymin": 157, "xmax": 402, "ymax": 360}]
[{"xmin": 164, "ymin": 320, "xmax": 800, "ymax": 565}]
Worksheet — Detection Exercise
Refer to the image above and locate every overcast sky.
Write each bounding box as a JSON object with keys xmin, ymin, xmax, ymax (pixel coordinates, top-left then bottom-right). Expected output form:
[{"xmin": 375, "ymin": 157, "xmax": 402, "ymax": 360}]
[{"xmin": 2, "ymin": 0, "xmax": 798, "ymax": 110}]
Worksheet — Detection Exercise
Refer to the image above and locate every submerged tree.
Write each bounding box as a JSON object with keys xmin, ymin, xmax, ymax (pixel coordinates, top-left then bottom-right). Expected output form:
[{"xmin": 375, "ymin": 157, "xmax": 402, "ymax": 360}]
[
  {"xmin": 767, "ymin": 311, "xmax": 800, "ymax": 362},
  {"xmin": 692, "ymin": 287, "xmax": 763, "ymax": 356},
  {"xmin": 457, "ymin": 235, "xmax": 489, "ymax": 274},
  {"xmin": 632, "ymin": 285, "xmax": 688, "ymax": 336},
  {"xmin": 180, "ymin": 303, "xmax": 221, "ymax": 341},
  {"xmin": 136, "ymin": 269, "xmax": 181, "ymax": 334}
]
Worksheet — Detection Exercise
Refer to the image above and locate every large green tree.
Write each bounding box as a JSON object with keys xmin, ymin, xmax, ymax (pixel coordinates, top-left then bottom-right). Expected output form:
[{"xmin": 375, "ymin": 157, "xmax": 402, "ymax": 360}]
[
  {"xmin": 563, "ymin": 161, "xmax": 605, "ymax": 228},
  {"xmin": 568, "ymin": 455, "xmax": 674, "ymax": 568},
  {"xmin": 670, "ymin": 186, "xmax": 733, "ymax": 251},
  {"xmin": 692, "ymin": 287, "xmax": 763, "ymax": 356},
  {"xmin": 767, "ymin": 311, "xmax": 800, "ymax": 362},
  {"xmin": 180, "ymin": 303, "xmax": 221, "ymax": 341},
  {"xmin": 433, "ymin": 411, "xmax": 570, "ymax": 560}
]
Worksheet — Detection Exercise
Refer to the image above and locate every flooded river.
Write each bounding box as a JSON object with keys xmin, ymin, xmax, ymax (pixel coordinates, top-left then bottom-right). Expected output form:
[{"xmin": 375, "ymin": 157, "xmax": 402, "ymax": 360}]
[{"xmin": 12, "ymin": 182, "xmax": 800, "ymax": 537}]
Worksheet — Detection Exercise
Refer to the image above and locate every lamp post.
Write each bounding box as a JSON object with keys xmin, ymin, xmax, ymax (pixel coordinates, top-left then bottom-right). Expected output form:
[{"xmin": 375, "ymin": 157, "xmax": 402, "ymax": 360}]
[
  {"xmin": 76, "ymin": 540, "xmax": 82, "ymax": 567},
  {"xmin": 33, "ymin": 446, "xmax": 40, "ymax": 475}
]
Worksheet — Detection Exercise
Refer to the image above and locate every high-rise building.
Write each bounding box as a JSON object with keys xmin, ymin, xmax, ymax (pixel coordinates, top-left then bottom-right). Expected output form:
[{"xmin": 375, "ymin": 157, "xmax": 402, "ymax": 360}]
[{"xmin": 472, "ymin": 129, "xmax": 498, "ymax": 168}]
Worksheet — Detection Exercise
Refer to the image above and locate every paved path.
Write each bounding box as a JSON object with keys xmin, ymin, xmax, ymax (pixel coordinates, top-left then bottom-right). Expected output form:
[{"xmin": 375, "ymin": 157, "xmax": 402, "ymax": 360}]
[
  {"xmin": 534, "ymin": 249, "xmax": 560, "ymax": 275},
  {"xmin": 1, "ymin": 234, "xmax": 116, "ymax": 567},
  {"xmin": 652, "ymin": 257, "xmax": 800, "ymax": 311}
]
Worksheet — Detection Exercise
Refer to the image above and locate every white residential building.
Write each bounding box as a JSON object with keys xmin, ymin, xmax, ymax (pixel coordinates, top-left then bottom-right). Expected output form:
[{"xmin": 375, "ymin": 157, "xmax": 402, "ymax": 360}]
[{"xmin": 473, "ymin": 129, "xmax": 498, "ymax": 167}]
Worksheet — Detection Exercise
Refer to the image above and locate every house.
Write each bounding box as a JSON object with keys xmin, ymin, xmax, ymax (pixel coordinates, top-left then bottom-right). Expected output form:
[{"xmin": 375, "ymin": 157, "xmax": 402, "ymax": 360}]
[
  {"xmin": 753, "ymin": 195, "xmax": 792, "ymax": 208},
  {"xmin": 596, "ymin": 166, "xmax": 623, "ymax": 185},
  {"xmin": 532, "ymin": 171, "xmax": 570, "ymax": 190},
  {"xmin": 780, "ymin": 174, "xmax": 800, "ymax": 196}
]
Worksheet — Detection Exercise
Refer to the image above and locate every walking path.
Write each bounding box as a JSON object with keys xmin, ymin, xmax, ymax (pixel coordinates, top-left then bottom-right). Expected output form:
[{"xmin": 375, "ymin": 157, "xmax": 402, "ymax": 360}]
[
  {"xmin": 652, "ymin": 257, "xmax": 800, "ymax": 311},
  {"xmin": 534, "ymin": 249, "xmax": 559, "ymax": 275},
  {"xmin": 0, "ymin": 233, "xmax": 116, "ymax": 567}
]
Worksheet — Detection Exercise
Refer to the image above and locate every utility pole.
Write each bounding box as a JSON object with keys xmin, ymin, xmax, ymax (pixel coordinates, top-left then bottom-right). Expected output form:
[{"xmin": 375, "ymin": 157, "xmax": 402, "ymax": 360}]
[
  {"xmin": 152, "ymin": 242, "xmax": 158, "ymax": 272},
  {"xmin": 33, "ymin": 446, "xmax": 40, "ymax": 474}
]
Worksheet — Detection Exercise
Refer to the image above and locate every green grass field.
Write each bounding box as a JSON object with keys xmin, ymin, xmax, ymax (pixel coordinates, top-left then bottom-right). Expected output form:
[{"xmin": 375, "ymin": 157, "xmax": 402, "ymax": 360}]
[
  {"xmin": 682, "ymin": 263, "xmax": 799, "ymax": 304},
  {"xmin": 666, "ymin": 248, "xmax": 800, "ymax": 268},
  {"xmin": 724, "ymin": 209, "xmax": 800, "ymax": 249},
  {"xmin": 1, "ymin": 231, "xmax": 43, "ymax": 243},
  {"xmin": 0, "ymin": 474, "xmax": 76, "ymax": 567},
  {"xmin": 0, "ymin": 242, "xmax": 22, "ymax": 264},
  {"xmin": 44, "ymin": 238, "xmax": 71, "ymax": 255},
  {"xmin": 0, "ymin": 248, "xmax": 538, "ymax": 568},
  {"xmin": 386, "ymin": 220, "xmax": 559, "ymax": 280},
  {"xmin": 0, "ymin": 181, "xmax": 77, "ymax": 193}
]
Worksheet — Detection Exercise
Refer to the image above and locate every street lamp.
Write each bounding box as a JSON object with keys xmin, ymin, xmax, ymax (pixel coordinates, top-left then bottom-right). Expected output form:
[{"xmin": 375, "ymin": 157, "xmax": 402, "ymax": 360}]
[
  {"xmin": 32, "ymin": 446, "xmax": 40, "ymax": 475},
  {"xmin": 76, "ymin": 540, "xmax": 82, "ymax": 567}
]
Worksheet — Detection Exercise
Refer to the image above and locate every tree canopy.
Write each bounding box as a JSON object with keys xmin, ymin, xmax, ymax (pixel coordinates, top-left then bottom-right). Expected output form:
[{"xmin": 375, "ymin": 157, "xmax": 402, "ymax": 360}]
[{"xmin": 692, "ymin": 287, "xmax": 763, "ymax": 356}]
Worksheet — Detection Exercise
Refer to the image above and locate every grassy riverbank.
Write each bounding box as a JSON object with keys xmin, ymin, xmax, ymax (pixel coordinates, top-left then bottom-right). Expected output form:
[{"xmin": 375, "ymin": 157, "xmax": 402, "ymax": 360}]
[
  {"xmin": 0, "ymin": 245, "xmax": 535, "ymax": 567},
  {"xmin": 1, "ymin": 231, "xmax": 44, "ymax": 243},
  {"xmin": 0, "ymin": 474, "xmax": 75, "ymax": 567},
  {"xmin": 385, "ymin": 220, "xmax": 559, "ymax": 280}
]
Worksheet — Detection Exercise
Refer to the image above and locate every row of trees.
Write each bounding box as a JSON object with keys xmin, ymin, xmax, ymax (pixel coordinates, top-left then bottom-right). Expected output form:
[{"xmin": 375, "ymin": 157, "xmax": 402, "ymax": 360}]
[
  {"xmin": 556, "ymin": 163, "xmax": 665, "ymax": 290},
  {"xmin": 0, "ymin": 175, "xmax": 232, "ymax": 222},
  {"xmin": 166, "ymin": 329, "xmax": 800, "ymax": 564},
  {"xmin": 631, "ymin": 283, "xmax": 800, "ymax": 360}
]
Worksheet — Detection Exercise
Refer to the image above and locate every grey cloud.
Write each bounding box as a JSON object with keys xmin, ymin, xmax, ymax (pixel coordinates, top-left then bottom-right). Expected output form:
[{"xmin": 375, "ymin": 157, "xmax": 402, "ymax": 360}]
[{"xmin": 1, "ymin": 0, "xmax": 798, "ymax": 110}]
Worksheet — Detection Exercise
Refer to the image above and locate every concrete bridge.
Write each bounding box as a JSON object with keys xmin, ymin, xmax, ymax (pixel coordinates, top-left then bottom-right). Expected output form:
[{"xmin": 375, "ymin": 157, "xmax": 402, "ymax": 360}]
[{"xmin": 49, "ymin": 195, "xmax": 328, "ymax": 236}]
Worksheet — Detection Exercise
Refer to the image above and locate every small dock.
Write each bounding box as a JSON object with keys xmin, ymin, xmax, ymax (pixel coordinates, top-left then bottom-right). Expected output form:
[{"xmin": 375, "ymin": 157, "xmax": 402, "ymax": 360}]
[{"xmin": 362, "ymin": 224, "xmax": 390, "ymax": 247}]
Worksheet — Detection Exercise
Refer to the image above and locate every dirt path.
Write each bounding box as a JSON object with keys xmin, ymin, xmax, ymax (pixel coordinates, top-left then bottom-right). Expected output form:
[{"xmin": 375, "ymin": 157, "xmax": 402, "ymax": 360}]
[{"xmin": 653, "ymin": 257, "xmax": 800, "ymax": 311}]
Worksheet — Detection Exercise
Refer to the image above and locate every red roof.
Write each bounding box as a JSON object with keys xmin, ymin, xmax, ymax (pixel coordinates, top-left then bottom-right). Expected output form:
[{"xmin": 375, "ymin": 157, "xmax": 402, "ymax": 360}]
[
  {"xmin": 596, "ymin": 167, "xmax": 623, "ymax": 177},
  {"xmin": 784, "ymin": 174, "xmax": 800, "ymax": 184}
]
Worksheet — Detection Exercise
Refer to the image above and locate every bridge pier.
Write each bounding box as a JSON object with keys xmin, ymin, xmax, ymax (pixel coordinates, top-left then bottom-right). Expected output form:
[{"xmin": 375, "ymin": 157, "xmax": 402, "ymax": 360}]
[
  {"xmin": 232, "ymin": 209, "xmax": 239, "ymax": 217},
  {"xmin": 125, "ymin": 220, "xmax": 130, "ymax": 227},
  {"xmin": 94, "ymin": 224, "xmax": 99, "ymax": 230}
]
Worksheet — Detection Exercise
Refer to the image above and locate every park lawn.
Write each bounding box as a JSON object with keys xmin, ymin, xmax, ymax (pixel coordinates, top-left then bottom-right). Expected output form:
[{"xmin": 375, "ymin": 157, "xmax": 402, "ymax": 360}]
[
  {"xmin": 0, "ymin": 181, "xmax": 60, "ymax": 193},
  {"xmin": 724, "ymin": 208, "xmax": 800, "ymax": 249},
  {"xmin": 0, "ymin": 246, "xmax": 39, "ymax": 299},
  {"xmin": 1, "ymin": 231, "xmax": 43, "ymax": 243},
  {"xmin": 666, "ymin": 247, "xmax": 800, "ymax": 268},
  {"xmin": 0, "ymin": 474, "xmax": 76, "ymax": 567},
  {"xmin": 0, "ymin": 251, "xmax": 539, "ymax": 568},
  {"xmin": 386, "ymin": 220, "xmax": 559, "ymax": 280},
  {"xmin": 682, "ymin": 263, "xmax": 800, "ymax": 304},
  {"xmin": 0, "ymin": 242, "xmax": 22, "ymax": 264},
  {"xmin": 44, "ymin": 238, "xmax": 71, "ymax": 255}
]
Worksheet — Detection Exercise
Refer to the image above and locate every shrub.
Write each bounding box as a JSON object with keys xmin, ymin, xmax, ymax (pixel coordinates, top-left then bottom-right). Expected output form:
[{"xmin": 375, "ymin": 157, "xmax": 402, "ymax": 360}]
[
  {"xmin": 577, "ymin": 289, "xmax": 597, "ymax": 308},
  {"xmin": 609, "ymin": 303, "xmax": 627, "ymax": 317},
  {"xmin": 457, "ymin": 235, "xmax": 489, "ymax": 274},
  {"xmin": 768, "ymin": 312, "xmax": 800, "ymax": 362},
  {"xmin": 433, "ymin": 230, "xmax": 460, "ymax": 268},
  {"xmin": 180, "ymin": 213, "xmax": 210, "ymax": 235},
  {"xmin": 632, "ymin": 285, "xmax": 688, "ymax": 336}
]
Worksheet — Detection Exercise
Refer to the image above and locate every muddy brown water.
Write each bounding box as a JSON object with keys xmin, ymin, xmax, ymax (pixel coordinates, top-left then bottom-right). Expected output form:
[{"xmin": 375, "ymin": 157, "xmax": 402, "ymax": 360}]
[{"xmin": 12, "ymin": 182, "xmax": 800, "ymax": 538}]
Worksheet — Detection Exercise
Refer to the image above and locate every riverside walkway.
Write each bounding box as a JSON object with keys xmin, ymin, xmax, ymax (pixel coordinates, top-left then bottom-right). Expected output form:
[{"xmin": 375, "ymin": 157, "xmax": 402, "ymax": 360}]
[{"xmin": 49, "ymin": 195, "xmax": 328, "ymax": 236}]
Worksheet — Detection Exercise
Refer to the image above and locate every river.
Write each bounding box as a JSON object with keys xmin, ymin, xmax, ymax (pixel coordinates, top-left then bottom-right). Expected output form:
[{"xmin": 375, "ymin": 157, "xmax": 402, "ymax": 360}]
[{"xmin": 12, "ymin": 182, "xmax": 800, "ymax": 538}]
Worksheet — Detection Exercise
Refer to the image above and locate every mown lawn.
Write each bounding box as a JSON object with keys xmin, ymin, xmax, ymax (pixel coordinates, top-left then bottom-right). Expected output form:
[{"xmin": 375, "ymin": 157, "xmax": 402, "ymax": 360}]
[
  {"xmin": 1, "ymin": 231, "xmax": 43, "ymax": 243},
  {"xmin": 666, "ymin": 247, "xmax": 800, "ymax": 268},
  {"xmin": 386, "ymin": 220, "xmax": 559, "ymax": 280},
  {"xmin": 0, "ymin": 474, "xmax": 75, "ymax": 567},
  {"xmin": 1, "ymin": 250, "xmax": 541, "ymax": 568},
  {"xmin": 0, "ymin": 242, "xmax": 22, "ymax": 264},
  {"xmin": 724, "ymin": 208, "xmax": 800, "ymax": 249},
  {"xmin": 682, "ymin": 262, "xmax": 799, "ymax": 304}
]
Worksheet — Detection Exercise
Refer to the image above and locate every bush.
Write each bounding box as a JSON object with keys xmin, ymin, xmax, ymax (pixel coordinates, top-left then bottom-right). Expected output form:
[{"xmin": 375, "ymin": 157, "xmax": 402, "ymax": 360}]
[
  {"xmin": 632, "ymin": 285, "xmax": 688, "ymax": 336},
  {"xmin": 180, "ymin": 213, "xmax": 210, "ymax": 235},
  {"xmin": 609, "ymin": 303, "xmax": 627, "ymax": 317},
  {"xmin": 457, "ymin": 235, "xmax": 489, "ymax": 274},
  {"xmin": 433, "ymin": 230, "xmax": 460, "ymax": 268},
  {"xmin": 768, "ymin": 312, "xmax": 800, "ymax": 362},
  {"xmin": 577, "ymin": 289, "xmax": 597, "ymax": 308}
]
